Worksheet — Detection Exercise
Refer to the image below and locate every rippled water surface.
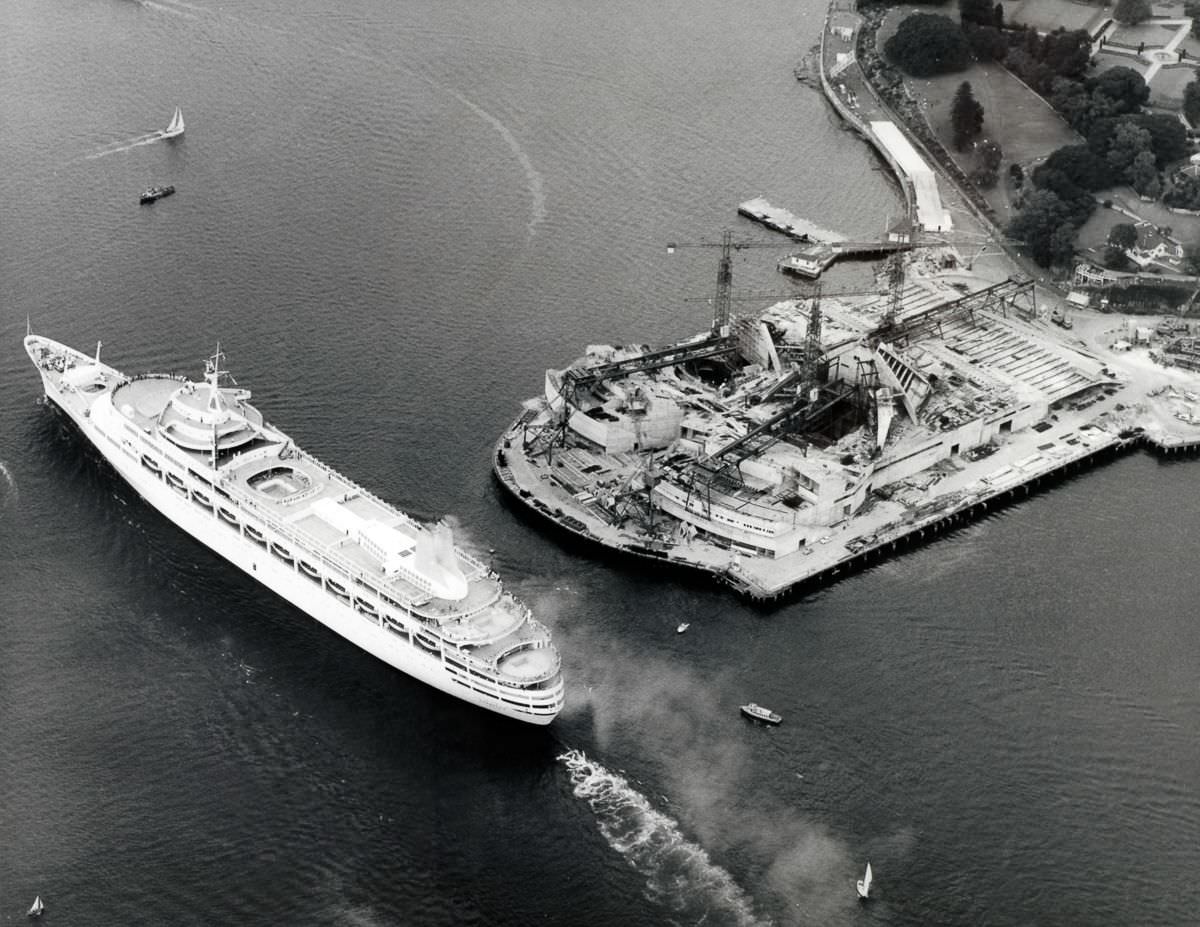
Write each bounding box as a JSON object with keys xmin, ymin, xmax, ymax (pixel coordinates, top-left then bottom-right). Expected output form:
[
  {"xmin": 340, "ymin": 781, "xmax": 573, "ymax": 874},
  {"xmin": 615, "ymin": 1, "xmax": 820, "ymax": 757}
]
[{"xmin": 1, "ymin": 0, "xmax": 1197, "ymax": 923}]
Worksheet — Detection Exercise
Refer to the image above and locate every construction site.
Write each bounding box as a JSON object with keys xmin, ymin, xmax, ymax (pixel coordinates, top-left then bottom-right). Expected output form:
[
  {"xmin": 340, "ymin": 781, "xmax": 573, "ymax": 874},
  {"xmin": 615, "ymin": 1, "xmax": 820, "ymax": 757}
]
[{"xmin": 494, "ymin": 232, "xmax": 1200, "ymax": 600}]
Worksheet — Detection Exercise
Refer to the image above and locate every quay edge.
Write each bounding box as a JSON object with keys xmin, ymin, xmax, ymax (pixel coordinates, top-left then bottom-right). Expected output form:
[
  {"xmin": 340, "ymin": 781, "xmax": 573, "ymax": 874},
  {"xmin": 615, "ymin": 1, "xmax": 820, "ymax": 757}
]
[{"xmin": 493, "ymin": 421, "xmax": 1175, "ymax": 605}]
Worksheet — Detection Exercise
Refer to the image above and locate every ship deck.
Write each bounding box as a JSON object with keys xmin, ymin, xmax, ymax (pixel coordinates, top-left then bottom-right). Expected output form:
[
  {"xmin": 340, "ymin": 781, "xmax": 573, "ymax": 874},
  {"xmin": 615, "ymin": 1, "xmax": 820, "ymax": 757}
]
[{"xmin": 111, "ymin": 374, "xmax": 503, "ymax": 626}]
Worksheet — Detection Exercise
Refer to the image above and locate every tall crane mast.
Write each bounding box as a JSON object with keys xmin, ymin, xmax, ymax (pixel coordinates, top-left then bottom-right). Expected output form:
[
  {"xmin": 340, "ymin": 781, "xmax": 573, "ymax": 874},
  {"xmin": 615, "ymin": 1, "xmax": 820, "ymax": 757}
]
[{"xmin": 667, "ymin": 230, "xmax": 786, "ymax": 337}]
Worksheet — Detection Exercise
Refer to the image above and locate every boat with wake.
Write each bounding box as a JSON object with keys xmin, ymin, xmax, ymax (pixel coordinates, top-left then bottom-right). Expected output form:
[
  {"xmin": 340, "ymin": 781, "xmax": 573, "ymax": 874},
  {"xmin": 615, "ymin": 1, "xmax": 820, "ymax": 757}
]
[
  {"xmin": 24, "ymin": 334, "xmax": 564, "ymax": 724},
  {"xmin": 161, "ymin": 105, "xmax": 185, "ymax": 139},
  {"xmin": 140, "ymin": 185, "xmax": 175, "ymax": 204}
]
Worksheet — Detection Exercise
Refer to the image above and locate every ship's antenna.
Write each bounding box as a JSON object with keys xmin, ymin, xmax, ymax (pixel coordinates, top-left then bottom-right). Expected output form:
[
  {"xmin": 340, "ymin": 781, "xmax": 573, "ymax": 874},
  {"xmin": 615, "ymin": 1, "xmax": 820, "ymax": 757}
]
[
  {"xmin": 26, "ymin": 316, "xmax": 32, "ymax": 338},
  {"xmin": 95, "ymin": 340, "xmax": 103, "ymax": 364}
]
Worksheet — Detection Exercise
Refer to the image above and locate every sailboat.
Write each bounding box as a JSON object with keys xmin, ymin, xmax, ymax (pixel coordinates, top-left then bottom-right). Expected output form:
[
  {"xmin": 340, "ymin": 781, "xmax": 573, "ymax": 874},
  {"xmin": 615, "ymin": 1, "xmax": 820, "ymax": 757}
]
[
  {"xmin": 27, "ymin": 895, "xmax": 44, "ymax": 918},
  {"xmin": 856, "ymin": 861, "xmax": 873, "ymax": 900},
  {"xmin": 162, "ymin": 106, "xmax": 185, "ymax": 139}
]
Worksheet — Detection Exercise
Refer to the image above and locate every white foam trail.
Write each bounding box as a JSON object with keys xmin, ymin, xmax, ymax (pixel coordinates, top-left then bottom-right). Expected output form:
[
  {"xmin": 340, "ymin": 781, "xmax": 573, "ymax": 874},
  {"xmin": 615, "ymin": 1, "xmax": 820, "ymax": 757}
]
[
  {"xmin": 85, "ymin": 132, "xmax": 168, "ymax": 160},
  {"xmin": 136, "ymin": 0, "xmax": 199, "ymax": 19},
  {"xmin": 0, "ymin": 460, "xmax": 17, "ymax": 505},
  {"xmin": 559, "ymin": 749, "xmax": 768, "ymax": 926},
  {"xmin": 438, "ymin": 85, "xmax": 547, "ymax": 237}
]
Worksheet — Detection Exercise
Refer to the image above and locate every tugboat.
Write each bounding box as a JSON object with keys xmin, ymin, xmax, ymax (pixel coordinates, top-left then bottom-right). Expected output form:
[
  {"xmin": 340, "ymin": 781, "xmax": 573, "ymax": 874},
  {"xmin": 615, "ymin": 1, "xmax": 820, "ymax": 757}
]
[{"xmin": 140, "ymin": 185, "xmax": 175, "ymax": 205}]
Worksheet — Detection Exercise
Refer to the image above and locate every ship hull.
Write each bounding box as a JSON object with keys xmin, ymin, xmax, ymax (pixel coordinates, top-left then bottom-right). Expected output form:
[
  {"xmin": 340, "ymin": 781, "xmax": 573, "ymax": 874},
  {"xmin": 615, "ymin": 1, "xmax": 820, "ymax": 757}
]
[{"xmin": 29, "ymin": 341, "xmax": 560, "ymax": 725}]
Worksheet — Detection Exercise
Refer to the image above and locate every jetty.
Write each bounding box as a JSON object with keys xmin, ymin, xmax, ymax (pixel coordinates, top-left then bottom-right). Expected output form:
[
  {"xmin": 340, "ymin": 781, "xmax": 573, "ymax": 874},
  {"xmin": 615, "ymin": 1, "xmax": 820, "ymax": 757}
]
[
  {"xmin": 778, "ymin": 237, "xmax": 910, "ymax": 278},
  {"xmin": 738, "ymin": 197, "xmax": 847, "ymax": 244}
]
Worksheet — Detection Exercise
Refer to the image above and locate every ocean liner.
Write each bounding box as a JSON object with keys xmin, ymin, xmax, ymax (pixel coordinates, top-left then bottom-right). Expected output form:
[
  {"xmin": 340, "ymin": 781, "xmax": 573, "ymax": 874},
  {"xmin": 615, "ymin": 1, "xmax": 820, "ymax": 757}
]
[{"xmin": 25, "ymin": 333, "xmax": 564, "ymax": 724}]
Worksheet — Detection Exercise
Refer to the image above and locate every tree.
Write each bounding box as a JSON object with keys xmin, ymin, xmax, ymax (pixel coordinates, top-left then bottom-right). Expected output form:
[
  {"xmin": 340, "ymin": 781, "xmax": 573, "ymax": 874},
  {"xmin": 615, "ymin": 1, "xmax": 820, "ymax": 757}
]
[
  {"xmin": 1106, "ymin": 121, "xmax": 1154, "ymax": 179},
  {"xmin": 1188, "ymin": 1, "xmax": 1200, "ymax": 40},
  {"xmin": 1040, "ymin": 29, "xmax": 1093, "ymax": 80},
  {"xmin": 1008, "ymin": 189, "xmax": 1074, "ymax": 266},
  {"xmin": 1184, "ymin": 72, "xmax": 1200, "ymax": 128},
  {"xmin": 1129, "ymin": 150, "xmax": 1160, "ymax": 197},
  {"xmin": 1103, "ymin": 244, "xmax": 1132, "ymax": 270},
  {"xmin": 974, "ymin": 138, "xmax": 1003, "ymax": 185},
  {"xmin": 1009, "ymin": 163, "xmax": 1025, "ymax": 189},
  {"xmin": 963, "ymin": 23, "xmax": 1008, "ymax": 61},
  {"xmin": 1090, "ymin": 114, "xmax": 1190, "ymax": 166},
  {"xmin": 958, "ymin": 0, "xmax": 994, "ymax": 25},
  {"xmin": 1104, "ymin": 224, "xmax": 1135, "ymax": 270},
  {"xmin": 1086, "ymin": 67, "xmax": 1150, "ymax": 116},
  {"xmin": 1108, "ymin": 223, "xmax": 1139, "ymax": 249},
  {"xmin": 1034, "ymin": 144, "xmax": 1113, "ymax": 192},
  {"xmin": 1049, "ymin": 76, "xmax": 1090, "ymax": 128},
  {"xmin": 1183, "ymin": 243, "xmax": 1200, "ymax": 275},
  {"xmin": 1113, "ymin": 0, "xmax": 1152, "ymax": 25},
  {"xmin": 1048, "ymin": 222, "xmax": 1079, "ymax": 268},
  {"xmin": 883, "ymin": 13, "xmax": 972, "ymax": 77},
  {"xmin": 951, "ymin": 81, "xmax": 985, "ymax": 150}
]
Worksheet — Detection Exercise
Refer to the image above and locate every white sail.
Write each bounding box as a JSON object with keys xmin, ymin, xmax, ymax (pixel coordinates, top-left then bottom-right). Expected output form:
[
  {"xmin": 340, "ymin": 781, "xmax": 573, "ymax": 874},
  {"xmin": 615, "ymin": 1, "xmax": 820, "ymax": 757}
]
[
  {"xmin": 856, "ymin": 861, "xmax": 872, "ymax": 899},
  {"xmin": 164, "ymin": 106, "xmax": 185, "ymax": 138},
  {"xmin": 28, "ymin": 895, "xmax": 44, "ymax": 917}
]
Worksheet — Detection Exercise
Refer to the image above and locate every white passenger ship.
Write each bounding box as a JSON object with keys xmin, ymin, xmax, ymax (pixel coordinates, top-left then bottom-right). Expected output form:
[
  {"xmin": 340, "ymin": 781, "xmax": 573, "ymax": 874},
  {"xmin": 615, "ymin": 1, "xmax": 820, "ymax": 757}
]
[{"xmin": 25, "ymin": 334, "xmax": 564, "ymax": 724}]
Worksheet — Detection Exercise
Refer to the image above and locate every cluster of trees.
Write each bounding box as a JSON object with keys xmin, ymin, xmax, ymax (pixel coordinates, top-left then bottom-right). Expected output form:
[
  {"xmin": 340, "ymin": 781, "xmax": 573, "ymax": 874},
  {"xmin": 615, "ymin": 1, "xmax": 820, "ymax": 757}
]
[
  {"xmin": 869, "ymin": 0, "xmax": 1197, "ymax": 269},
  {"xmin": 1008, "ymin": 96, "xmax": 1188, "ymax": 266},
  {"xmin": 1164, "ymin": 172, "xmax": 1200, "ymax": 210},
  {"xmin": 883, "ymin": 13, "xmax": 971, "ymax": 77}
]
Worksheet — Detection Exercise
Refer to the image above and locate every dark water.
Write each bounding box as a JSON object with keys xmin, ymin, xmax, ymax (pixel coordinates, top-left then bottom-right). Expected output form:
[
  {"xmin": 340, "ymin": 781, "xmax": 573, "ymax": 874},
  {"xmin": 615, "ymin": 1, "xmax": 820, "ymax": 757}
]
[{"xmin": 2, "ymin": 1, "xmax": 1198, "ymax": 924}]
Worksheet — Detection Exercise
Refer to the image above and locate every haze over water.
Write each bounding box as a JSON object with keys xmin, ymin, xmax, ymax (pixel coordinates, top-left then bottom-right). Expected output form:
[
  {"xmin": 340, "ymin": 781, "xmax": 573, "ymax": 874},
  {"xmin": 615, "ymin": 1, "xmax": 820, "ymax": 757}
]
[{"xmin": 1, "ymin": 0, "xmax": 1197, "ymax": 923}]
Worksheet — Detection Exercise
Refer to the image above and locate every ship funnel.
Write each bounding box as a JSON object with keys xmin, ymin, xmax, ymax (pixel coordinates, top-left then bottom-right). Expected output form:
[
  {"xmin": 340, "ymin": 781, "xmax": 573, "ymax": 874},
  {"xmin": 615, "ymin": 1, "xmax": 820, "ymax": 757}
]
[{"xmin": 413, "ymin": 522, "xmax": 469, "ymax": 601}]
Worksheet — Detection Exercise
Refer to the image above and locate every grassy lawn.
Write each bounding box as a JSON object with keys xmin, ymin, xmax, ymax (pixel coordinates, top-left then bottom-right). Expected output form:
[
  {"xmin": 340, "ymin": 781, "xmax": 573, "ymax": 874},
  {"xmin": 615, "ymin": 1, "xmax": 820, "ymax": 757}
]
[
  {"xmin": 1109, "ymin": 21, "xmax": 1187, "ymax": 47},
  {"xmin": 999, "ymin": 0, "xmax": 1108, "ymax": 33},
  {"xmin": 1076, "ymin": 190, "xmax": 1200, "ymax": 266},
  {"xmin": 1093, "ymin": 49, "xmax": 1150, "ymax": 77},
  {"xmin": 1150, "ymin": 65, "xmax": 1195, "ymax": 105},
  {"xmin": 905, "ymin": 62, "xmax": 1080, "ymax": 224}
]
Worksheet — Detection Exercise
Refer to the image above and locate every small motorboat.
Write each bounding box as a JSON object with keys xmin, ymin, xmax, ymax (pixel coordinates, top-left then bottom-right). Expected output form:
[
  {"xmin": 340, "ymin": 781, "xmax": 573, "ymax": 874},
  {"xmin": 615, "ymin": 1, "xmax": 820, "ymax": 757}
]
[
  {"xmin": 27, "ymin": 895, "xmax": 44, "ymax": 918},
  {"xmin": 740, "ymin": 702, "xmax": 781, "ymax": 724},
  {"xmin": 140, "ymin": 184, "xmax": 176, "ymax": 204},
  {"xmin": 856, "ymin": 861, "xmax": 873, "ymax": 900},
  {"xmin": 676, "ymin": 622, "xmax": 690, "ymax": 633}
]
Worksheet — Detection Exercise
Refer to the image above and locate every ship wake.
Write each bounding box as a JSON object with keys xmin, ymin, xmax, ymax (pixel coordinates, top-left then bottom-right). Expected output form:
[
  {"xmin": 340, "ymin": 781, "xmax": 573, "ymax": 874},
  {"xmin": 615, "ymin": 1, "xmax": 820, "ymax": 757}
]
[
  {"xmin": 85, "ymin": 131, "xmax": 172, "ymax": 160},
  {"xmin": 559, "ymin": 748, "xmax": 768, "ymax": 927}
]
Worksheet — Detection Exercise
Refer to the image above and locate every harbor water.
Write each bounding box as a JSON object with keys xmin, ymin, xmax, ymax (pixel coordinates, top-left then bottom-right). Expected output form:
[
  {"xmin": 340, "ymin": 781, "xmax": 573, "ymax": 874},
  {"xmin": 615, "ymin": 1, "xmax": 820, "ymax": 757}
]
[{"xmin": 1, "ymin": 0, "xmax": 1197, "ymax": 923}]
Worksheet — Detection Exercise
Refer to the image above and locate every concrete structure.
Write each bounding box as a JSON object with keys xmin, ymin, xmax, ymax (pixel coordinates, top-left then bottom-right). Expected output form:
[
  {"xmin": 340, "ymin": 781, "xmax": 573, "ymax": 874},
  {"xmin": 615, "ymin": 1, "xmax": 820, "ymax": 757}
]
[{"xmin": 869, "ymin": 121, "xmax": 951, "ymax": 232}]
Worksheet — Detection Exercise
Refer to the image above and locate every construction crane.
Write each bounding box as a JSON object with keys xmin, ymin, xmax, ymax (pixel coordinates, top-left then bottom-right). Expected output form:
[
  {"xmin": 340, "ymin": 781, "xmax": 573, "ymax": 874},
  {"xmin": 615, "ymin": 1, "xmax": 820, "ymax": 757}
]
[
  {"xmin": 667, "ymin": 230, "xmax": 791, "ymax": 337},
  {"xmin": 877, "ymin": 222, "xmax": 1022, "ymax": 331}
]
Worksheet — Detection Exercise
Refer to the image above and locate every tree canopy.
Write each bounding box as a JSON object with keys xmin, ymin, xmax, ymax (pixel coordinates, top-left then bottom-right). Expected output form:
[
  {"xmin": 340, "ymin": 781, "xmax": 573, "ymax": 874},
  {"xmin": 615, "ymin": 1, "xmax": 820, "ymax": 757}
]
[
  {"xmin": 1086, "ymin": 67, "xmax": 1150, "ymax": 115},
  {"xmin": 958, "ymin": 0, "xmax": 997, "ymax": 25},
  {"xmin": 1108, "ymin": 223, "xmax": 1138, "ymax": 249},
  {"xmin": 1113, "ymin": 0, "xmax": 1152, "ymax": 25},
  {"xmin": 1008, "ymin": 189, "xmax": 1081, "ymax": 267},
  {"xmin": 1032, "ymin": 144, "xmax": 1113, "ymax": 192},
  {"xmin": 883, "ymin": 13, "xmax": 972, "ymax": 77},
  {"xmin": 1090, "ymin": 114, "xmax": 1189, "ymax": 167},
  {"xmin": 1185, "ymin": 71, "xmax": 1200, "ymax": 128},
  {"xmin": 951, "ymin": 81, "xmax": 985, "ymax": 151}
]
